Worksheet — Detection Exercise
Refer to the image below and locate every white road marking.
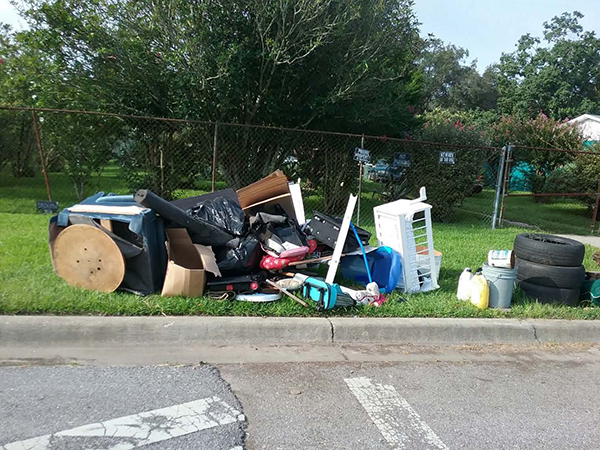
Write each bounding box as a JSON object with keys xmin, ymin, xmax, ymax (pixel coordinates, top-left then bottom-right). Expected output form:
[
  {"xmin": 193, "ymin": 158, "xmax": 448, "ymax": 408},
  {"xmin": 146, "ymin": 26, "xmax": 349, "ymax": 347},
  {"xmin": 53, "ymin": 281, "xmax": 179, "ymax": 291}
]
[
  {"xmin": 345, "ymin": 377, "xmax": 448, "ymax": 450},
  {"xmin": 2, "ymin": 396, "xmax": 244, "ymax": 450}
]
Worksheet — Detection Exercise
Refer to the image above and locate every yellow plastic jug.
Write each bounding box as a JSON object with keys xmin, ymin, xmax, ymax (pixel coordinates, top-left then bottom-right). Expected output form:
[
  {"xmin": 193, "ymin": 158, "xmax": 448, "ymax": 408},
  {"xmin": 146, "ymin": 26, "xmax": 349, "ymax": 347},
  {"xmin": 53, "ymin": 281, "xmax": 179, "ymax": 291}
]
[{"xmin": 470, "ymin": 273, "xmax": 489, "ymax": 309}]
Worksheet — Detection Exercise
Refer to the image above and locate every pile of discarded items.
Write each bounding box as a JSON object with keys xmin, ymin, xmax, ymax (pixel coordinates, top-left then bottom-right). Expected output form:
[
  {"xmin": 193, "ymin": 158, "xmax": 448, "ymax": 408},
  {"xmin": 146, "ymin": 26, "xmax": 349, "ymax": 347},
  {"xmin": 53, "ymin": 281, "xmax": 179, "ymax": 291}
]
[{"xmin": 48, "ymin": 171, "xmax": 441, "ymax": 309}]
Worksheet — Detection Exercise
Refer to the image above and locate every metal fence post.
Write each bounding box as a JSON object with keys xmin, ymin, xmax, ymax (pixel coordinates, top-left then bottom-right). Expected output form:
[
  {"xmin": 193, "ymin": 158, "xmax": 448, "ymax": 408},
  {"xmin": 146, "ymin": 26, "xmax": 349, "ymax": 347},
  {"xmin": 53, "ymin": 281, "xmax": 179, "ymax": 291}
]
[
  {"xmin": 491, "ymin": 146, "xmax": 507, "ymax": 229},
  {"xmin": 356, "ymin": 134, "xmax": 364, "ymax": 226},
  {"xmin": 498, "ymin": 144, "xmax": 513, "ymax": 226},
  {"xmin": 590, "ymin": 180, "xmax": 600, "ymax": 234},
  {"xmin": 30, "ymin": 109, "xmax": 52, "ymax": 202},
  {"xmin": 211, "ymin": 122, "xmax": 218, "ymax": 192},
  {"xmin": 159, "ymin": 148, "xmax": 164, "ymax": 196}
]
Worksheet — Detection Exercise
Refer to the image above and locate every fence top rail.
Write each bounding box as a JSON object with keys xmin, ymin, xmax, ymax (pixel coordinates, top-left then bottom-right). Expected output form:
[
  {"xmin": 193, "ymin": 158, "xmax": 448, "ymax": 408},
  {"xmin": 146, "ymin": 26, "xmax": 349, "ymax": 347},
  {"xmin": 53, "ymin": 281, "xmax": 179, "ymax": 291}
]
[
  {"xmin": 511, "ymin": 144, "xmax": 600, "ymax": 156},
  {"xmin": 0, "ymin": 105, "xmax": 502, "ymax": 152}
]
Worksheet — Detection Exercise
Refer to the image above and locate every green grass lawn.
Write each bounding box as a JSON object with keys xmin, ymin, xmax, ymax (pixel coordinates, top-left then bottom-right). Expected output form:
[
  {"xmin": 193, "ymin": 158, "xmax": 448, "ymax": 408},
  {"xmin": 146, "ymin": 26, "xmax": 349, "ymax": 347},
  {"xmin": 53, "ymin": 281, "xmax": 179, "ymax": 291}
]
[
  {"xmin": 1, "ymin": 212, "xmax": 599, "ymax": 319},
  {"xmin": 462, "ymin": 188, "xmax": 597, "ymax": 235},
  {"xmin": 0, "ymin": 166, "xmax": 129, "ymax": 214},
  {"xmin": 2, "ymin": 171, "xmax": 599, "ymax": 318}
]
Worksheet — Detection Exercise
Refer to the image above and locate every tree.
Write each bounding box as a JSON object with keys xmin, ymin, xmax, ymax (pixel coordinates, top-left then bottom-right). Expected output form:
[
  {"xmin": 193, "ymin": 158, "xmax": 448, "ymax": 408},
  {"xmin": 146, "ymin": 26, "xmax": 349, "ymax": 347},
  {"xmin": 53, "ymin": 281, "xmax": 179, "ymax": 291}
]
[
  {"xmin": 14, "ymin": 0, "xmax": 424, "ymax": 197},
  {"xmin": 0, "ymin": 21, "xmax": 121, "ymax": 193},
  {"xmin": 419, "ymin": 37, "xmax": 472, "ymax": 111},
  {"xmin": 447, "ymin": 66, "xmax": 498, "ymax": 111},
  {"xmin": 497, "ymin": 11, "xmax": 600, "ymax": 119},
  {"xmin": 0, "ymin": 24, "xmax": 50, "ymax": 177},
  {"xmin": 418, "ymin": 36, "xmax": 498, "ymax": 112},
  {"xmin": 15, "ymin": 0, "xmax": 423, "ymax": 129}
]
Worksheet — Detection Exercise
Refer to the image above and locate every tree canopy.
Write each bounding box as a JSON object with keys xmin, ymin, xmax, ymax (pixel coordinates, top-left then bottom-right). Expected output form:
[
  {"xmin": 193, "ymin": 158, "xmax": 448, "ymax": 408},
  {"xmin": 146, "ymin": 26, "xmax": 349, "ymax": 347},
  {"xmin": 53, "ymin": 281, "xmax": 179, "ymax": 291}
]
[
  {"xmin": 1, "ymin": 5, "xmax": 598, "ymax": 127},
  {"xmin": 497, "ymin": 11, "xmax": 600, "ymax": 119},
  {"xmin": 4, "ymin": 0, "xmax": 424, "ymax": 135}
]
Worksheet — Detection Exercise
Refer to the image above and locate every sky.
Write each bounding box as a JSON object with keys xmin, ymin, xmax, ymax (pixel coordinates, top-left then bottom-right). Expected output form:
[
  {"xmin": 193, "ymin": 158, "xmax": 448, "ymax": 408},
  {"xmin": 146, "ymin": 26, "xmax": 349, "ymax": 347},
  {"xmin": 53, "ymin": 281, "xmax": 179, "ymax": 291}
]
[
  {"xmin": 414, "ymin": 0, "xmax": 600, "ymax": 72},
  {"xmin": 0, "ymin": 0, "xmax": 26, "ymax": 30},
  {"xmin": 1, "ymin": 0, "xmax": 599, "ymax": 72}
]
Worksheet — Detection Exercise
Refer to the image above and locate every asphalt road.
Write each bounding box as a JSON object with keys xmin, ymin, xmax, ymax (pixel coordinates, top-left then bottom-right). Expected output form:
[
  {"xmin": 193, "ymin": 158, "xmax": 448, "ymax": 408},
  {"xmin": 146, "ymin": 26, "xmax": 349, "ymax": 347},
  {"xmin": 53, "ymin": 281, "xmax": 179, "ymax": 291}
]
[
  {"xmin": 1, "ymin": 344, "xmax": 600, "ymax": 449},
  {"xmin": 0, "ymin": 366, "xmax": 245, "ymax": 450},
  {"xmin": 221, "ymin": 349, "xmax": 600, "ymax": 449}
]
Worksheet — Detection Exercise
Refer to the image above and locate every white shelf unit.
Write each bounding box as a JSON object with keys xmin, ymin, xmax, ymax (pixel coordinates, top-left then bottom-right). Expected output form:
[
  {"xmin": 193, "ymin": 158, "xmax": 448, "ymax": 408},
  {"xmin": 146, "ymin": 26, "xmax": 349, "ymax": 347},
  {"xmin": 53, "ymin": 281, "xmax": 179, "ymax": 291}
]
[{"xmin": 373, "ymin": 187, "xmax": 439, "ymax": 293}]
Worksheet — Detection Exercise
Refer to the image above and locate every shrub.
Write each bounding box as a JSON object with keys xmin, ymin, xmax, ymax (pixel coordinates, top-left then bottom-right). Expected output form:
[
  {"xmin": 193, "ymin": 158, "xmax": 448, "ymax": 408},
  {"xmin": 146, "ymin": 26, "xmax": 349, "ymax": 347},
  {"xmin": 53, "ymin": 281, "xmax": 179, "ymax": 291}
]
[
  {"xmin": 490, "ymin": 113, "xmax": 584, "ymax": 194},
  {"xmin": 571, "ymin": 149, "xmax": 600, "ymax": 211},
  {"xmin": 408, "ymin": 118, "xmax": 488, "ymax": 222},
  {"xmin": 543, "ymin": 165, "xmax": 576, "ymax": 194},
  {"xmin": 541, "ymin": 144, "xmax": 600, "ymax": 212}
]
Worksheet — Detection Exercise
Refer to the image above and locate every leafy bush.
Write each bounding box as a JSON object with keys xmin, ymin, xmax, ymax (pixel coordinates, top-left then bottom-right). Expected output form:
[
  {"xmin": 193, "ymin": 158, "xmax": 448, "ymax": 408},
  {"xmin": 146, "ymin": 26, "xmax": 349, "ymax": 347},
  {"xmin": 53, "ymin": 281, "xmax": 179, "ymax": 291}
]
[
  {"xmin": 541, "ymin": 144, "xmax": 600, "ymax": 212},
  {"xmin": 408, "ymin": 118, "xmax": 488, "ymax": 222},
  {"xmin": 0, "ymin": 112, "xmax": 36, "ymax": 178},
  {"xmin": 294, "ymin": 134, "xmax": 358, "ymax": 215},
  {"xmin": 117, "ymin": 122, "xmax": 214, "ymax": 199},
  {"xmin": 571, "ymin": 149, "xmax": 600, "ymax": 211},
  {"xmin": 543, "ymin": 165, "xmax": 576, "ymax": 194},
  {"xmin": 40, "ymin": 114, "xmax": 119, "ymax": 200},
  {"xmin": 490, "ymin": 113, "xmax": 584, "ymax": 194}
]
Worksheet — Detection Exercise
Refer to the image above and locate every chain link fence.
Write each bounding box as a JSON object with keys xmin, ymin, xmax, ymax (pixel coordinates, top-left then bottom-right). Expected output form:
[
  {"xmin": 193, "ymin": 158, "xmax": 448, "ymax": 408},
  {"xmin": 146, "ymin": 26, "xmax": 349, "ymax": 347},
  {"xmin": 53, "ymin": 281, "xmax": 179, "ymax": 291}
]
[
  {"xmin": 498, "ymin": 144, "xmax": 600, "ymax": 235},
  {"xmin": 1, "ymin": 107, "xmax": 598, "ymax": 234}
]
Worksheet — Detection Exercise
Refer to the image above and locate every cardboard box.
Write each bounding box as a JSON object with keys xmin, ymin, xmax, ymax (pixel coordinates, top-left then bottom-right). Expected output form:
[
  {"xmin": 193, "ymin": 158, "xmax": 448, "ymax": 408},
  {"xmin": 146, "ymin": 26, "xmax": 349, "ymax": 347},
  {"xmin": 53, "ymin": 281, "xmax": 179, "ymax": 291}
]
[
  {"xmin": 161, "ymin": 228, "xmax": 221, "ymax": 297},
  {"xmin": 236, "ymin": 171, "xmax": 297, "ymax": 221}
]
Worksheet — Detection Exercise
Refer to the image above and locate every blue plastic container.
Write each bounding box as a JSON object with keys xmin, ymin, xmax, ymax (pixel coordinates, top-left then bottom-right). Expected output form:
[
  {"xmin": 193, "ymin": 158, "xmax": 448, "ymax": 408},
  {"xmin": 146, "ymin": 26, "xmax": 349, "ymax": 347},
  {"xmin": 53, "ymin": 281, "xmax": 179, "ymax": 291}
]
[{"xmin": 340, "ymin": 246, "xmax": 402, "ymax": 294}]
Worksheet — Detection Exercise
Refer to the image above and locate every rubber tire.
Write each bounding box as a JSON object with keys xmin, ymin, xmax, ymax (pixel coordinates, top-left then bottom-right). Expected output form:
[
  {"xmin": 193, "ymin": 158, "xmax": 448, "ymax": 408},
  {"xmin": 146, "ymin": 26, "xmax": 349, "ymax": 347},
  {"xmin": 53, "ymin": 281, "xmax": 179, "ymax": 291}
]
[
  {"xmin": 513, "ymin": 234, "xmax": 585, "ymax": 267},
  {"xmin": 518, "ymin": 280, "xmax": 580, "ymax": 306},
  {"xmin": 515, "ymin": 257, "xmax": 585, "ymax": 289}
]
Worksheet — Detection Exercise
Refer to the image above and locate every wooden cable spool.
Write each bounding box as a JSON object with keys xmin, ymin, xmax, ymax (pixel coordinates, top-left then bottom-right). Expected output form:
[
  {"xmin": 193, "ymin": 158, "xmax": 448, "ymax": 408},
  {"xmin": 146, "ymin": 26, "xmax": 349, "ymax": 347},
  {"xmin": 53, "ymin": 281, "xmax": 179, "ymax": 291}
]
[{"xmin": 53, "ymin": 224, "xmax": 125, "ymax": 293}]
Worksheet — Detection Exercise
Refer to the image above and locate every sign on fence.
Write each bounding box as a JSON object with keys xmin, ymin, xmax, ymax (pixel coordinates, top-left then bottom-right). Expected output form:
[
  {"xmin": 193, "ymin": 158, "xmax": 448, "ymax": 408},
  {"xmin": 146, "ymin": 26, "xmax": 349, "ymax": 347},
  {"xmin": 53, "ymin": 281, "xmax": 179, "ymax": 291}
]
[
  {"xmin": 439, "ymin": 151, "xmax": 456, "ymax": 165},
  {"xmin": 36, "ymin": 200, "xmax": 59, "ymax": 214},
  {"xmin": 393, "ymin": 152, "xmax": 411, "ymax": 168},
  {"xmin": 354, "ymin": 147, "xmax": 370, "ymax": 163}
]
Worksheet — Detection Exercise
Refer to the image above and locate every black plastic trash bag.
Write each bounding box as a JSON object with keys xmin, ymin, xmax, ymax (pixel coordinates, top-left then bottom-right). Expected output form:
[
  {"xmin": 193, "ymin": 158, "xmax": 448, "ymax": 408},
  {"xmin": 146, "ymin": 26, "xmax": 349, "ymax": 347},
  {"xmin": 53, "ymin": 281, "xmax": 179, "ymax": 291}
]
[
  {"xmin": 135, "ymin": 189, "xmax": 236, "ymax": 247},
  {"xmin": 187, "ymin": 196, "xmax": 247, "ymax": 237},
  {"xmin": 215, "ymin": 234, "xmax": 262, "ymax": 273}
]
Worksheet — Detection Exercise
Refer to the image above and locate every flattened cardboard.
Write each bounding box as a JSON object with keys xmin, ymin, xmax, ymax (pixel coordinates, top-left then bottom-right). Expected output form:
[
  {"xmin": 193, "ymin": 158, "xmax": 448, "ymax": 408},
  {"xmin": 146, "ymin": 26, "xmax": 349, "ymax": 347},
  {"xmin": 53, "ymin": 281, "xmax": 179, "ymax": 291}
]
[
  {"xmin": 194, "ymin": 244, "xmax": 221, "ymax": 278},
  {"xmin": 236, "ymin": 171, "xmax": 297, "ymax": 220},
  {"xmin": 161, "ymin": 228, "xmax": 206, "ymax": 297}
]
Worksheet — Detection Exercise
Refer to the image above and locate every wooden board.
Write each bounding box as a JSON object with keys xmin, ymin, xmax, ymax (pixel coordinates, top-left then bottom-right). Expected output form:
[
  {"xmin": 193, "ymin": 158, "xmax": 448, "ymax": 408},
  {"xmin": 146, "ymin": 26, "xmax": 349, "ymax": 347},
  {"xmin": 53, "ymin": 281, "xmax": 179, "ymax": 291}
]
[
  {"xmin": 53, "ymin": 224, "xmax": 125, "ymax": 293},
  {"xmin": 99, "ymin": 219, "xmax": 113, "ymax": 232}
]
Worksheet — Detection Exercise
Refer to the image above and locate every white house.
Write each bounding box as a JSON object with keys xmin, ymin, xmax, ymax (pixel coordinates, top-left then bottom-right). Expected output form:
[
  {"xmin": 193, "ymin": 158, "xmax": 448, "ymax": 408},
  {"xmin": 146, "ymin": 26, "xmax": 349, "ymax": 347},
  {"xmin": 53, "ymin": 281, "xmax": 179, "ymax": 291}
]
[{"xmin": 568, "ymin": 114, "xmax": 600, "ymax": 141}]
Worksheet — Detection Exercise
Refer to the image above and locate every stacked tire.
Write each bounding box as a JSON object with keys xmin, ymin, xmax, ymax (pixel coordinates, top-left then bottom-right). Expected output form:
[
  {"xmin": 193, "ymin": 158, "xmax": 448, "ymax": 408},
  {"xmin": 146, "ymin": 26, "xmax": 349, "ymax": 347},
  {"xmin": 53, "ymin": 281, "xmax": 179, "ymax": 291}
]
[{"xmin": 513, "ymin": 234, "xmax": 585, "ymax": 306}]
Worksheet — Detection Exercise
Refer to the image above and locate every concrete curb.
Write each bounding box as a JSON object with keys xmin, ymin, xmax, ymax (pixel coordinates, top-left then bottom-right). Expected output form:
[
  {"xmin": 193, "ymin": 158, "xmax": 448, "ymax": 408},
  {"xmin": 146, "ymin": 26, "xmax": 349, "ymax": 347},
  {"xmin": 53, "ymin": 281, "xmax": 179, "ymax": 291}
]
[
  {"xmin": 1, "ymin": 316, "xmax": 600, "ymax": 347},
  {"xmin": 0, "ymin": 316, "xmax": 333, "ymax": 347},
  {"xmin": 330, "ymin": 318, "xmax": 536, "ymax": 344},
  {"xmin": 528, "ymin": 319, "xmax": 600, "ymax": 343}
]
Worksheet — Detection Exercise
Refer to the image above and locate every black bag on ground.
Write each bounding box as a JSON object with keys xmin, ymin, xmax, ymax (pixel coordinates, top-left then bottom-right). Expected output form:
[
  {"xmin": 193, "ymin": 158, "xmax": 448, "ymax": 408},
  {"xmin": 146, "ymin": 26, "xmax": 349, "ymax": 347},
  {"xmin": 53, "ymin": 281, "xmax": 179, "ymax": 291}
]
[
  {"xmin": 187, "ymin": 196, "xmax": 247, "ymax": 237},
  {"xmin": 135, "ymin": 189, "xmax": 237, "ymax": 247}
]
